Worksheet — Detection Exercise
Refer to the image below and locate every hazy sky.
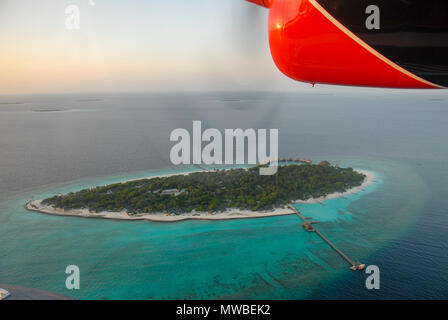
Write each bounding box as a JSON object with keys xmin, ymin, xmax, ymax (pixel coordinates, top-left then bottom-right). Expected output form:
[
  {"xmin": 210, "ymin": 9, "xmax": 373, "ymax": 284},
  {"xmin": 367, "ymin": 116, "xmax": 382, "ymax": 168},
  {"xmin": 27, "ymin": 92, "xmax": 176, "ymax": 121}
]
[{"xmin": 0, "ymin": 0, "xmax": 311, "ymax": 95}]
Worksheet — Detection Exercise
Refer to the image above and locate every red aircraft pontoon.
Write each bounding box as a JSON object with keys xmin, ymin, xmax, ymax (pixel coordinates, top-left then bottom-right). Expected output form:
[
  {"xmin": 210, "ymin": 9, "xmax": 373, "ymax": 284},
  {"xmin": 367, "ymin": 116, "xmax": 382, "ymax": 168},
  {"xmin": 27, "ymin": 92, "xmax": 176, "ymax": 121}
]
[{"xmin": 247, "ymin": 0, "xmax": 448, "ymax": 88}]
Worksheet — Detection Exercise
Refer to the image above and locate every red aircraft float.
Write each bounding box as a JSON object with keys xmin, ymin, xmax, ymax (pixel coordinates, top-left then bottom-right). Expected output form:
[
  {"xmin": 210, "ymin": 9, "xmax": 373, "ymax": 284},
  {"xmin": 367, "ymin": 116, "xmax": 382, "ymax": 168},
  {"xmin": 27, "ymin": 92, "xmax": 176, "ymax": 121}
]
[{"xmin": 246, "ymin": 0, "xmax": 448, "ymax": 89}]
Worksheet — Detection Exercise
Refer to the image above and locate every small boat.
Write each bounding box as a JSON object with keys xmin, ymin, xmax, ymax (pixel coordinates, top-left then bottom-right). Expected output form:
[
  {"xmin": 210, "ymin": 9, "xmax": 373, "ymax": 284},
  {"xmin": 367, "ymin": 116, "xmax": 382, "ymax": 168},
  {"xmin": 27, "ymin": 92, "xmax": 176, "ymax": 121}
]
[{"xmin": 0, "ymin": 288, "xmax": 11, "ymax": 300}]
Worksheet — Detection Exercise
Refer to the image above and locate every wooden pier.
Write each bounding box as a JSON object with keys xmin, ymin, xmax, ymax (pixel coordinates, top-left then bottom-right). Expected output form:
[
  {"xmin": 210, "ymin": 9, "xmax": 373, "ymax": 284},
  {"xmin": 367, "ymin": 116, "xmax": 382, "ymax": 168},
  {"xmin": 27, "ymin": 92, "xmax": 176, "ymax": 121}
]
[
  {"xmin": 194, "ymin": 164, "xmax": 209, "ymax": 172},
  {"xmin": 289, "ymin": 205, "xmax": 365, "ymax": 271}
]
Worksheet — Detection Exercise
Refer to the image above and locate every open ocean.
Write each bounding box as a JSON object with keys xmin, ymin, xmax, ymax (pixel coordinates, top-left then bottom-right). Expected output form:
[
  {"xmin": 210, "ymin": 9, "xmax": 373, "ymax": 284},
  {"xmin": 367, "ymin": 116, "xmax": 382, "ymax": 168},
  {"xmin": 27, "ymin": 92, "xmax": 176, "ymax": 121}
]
[{"xmin": 0, "ymin": 90, "xmax": 447, "ymax": 299}]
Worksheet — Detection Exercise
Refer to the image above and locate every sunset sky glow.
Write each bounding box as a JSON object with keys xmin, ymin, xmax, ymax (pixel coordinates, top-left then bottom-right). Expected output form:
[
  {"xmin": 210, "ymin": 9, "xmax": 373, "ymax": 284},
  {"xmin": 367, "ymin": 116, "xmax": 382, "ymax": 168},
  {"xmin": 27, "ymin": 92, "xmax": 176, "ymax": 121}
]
[{"xmin": 0, "ymin": 0, "xmax": 311, "ymax": 95}]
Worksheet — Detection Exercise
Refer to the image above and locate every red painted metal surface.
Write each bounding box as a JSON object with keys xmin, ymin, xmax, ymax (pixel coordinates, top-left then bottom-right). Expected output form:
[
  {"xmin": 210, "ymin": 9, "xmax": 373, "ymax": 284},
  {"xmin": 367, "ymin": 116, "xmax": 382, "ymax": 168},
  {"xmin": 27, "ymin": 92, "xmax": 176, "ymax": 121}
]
[
  {"xmin": 246, "ymin": 0, "xmax": 438, "ymax": 88},
  {"xmin": 245, "ymin": 0, "xmax": 272, "ymax": 8}
]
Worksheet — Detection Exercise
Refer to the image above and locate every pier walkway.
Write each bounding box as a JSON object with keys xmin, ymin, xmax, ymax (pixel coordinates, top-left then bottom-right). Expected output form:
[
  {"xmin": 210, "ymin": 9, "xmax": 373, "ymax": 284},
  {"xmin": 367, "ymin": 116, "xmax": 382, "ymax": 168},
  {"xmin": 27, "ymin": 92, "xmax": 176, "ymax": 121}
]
[
  {"xmin": 194, "ymin": 164, "xmax": 209, "ymax": 172},
  {"xmin": 289, "ymin": 205, "xmax": 365, "ymax": 271}
]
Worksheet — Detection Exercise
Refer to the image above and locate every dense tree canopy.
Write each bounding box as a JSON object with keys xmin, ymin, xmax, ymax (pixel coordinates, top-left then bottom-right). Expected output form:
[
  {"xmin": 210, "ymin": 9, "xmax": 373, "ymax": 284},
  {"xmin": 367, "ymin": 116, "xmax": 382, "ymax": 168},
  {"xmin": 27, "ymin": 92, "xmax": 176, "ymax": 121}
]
[{"xmin": 42, "ymin": 164, "xmax": 365, "ymax": 215}]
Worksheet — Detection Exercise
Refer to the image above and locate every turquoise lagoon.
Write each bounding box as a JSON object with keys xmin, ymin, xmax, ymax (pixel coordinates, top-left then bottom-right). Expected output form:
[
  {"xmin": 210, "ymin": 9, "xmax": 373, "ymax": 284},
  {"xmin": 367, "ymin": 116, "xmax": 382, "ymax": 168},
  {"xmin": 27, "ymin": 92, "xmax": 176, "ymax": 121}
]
[{"xmin": 0, "ymin": 159, "xmax": 427, "ymax": 299}]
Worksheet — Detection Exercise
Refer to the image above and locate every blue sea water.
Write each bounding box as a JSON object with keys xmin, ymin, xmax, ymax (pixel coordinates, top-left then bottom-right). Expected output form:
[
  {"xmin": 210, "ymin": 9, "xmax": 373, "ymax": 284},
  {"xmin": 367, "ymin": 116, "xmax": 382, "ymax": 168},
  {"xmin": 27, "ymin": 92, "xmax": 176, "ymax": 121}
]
[{"xmin": 0, "ymin": 91, "xmax": 447, "ymax": 299}]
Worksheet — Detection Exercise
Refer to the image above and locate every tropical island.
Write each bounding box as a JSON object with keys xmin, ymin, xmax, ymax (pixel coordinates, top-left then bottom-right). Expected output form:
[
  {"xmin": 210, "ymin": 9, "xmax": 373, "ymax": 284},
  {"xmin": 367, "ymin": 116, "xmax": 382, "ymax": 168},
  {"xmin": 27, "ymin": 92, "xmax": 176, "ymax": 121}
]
[{"xmin": 26, "ymin": 163, "xmax": 374, "ymax": 222}]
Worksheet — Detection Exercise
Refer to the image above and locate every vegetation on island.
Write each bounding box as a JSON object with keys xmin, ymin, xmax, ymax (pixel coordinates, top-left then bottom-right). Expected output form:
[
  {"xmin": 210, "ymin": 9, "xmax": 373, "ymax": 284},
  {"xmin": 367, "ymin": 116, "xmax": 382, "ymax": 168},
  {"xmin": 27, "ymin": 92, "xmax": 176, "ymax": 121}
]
[{"xmin": 42, "ymin": 163, "xmax": 365, "ymax": 215}]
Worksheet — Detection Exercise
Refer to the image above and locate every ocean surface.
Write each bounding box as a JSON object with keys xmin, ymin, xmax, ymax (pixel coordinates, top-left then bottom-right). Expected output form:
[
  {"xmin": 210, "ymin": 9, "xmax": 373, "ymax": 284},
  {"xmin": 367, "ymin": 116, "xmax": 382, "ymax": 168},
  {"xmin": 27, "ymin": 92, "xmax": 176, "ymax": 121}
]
[{"xmin": 0, "ymin": 90, "xmax": 447, "ymax": 299}]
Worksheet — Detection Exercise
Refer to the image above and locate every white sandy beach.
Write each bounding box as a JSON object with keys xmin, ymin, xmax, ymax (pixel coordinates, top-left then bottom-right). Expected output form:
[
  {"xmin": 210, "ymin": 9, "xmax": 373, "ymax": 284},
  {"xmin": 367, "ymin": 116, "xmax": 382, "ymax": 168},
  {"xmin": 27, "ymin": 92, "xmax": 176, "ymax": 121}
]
[
  {"xmin": 292, "ymin": 169, "xmax": 375, "ymax": 204},
  {"xmin": 25, "ymin": 169, "xmax": 375, "ymax": 222}
]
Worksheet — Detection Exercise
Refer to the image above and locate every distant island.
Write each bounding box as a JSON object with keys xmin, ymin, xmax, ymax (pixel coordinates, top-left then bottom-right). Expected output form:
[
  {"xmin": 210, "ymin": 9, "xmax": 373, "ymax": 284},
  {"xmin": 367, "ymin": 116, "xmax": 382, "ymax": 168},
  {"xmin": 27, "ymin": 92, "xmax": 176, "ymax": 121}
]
[{"xmin": 26, "ymin": 163, "xmax": 374, "ymax": 222}]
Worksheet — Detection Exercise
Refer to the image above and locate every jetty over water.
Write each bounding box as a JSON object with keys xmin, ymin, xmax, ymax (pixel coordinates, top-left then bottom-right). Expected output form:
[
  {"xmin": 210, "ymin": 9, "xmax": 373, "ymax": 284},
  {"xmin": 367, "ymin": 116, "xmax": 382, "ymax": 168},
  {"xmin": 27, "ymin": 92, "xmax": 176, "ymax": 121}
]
[
  {"xmin": 194, "ymin": 164, "xmax": 209, "ymax": 171},
  {"xmin": 289, "ymin": 205, "xmax": 365, "ymax": 271}
]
